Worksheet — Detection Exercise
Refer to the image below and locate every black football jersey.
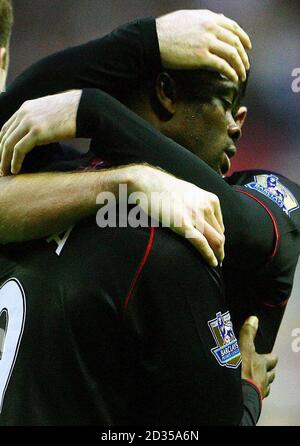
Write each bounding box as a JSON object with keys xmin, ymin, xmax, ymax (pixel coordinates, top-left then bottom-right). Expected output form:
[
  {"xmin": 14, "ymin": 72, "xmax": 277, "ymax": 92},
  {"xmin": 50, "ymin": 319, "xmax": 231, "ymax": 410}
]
[
  {"xmin": 0, "ymin": 217, "xmax": 245, "ymax": 425},
  {"xmin": 225, "ymin": 170, "xmax": 300, "ymax": 352}
]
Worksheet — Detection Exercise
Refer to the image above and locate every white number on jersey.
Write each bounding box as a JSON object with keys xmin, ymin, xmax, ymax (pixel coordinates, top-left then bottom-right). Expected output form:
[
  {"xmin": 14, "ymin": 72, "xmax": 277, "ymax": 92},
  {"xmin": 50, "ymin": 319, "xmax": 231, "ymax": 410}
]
[{"xmin": 0, "ymin": 279, "xmax": 26, "ymax": 413}]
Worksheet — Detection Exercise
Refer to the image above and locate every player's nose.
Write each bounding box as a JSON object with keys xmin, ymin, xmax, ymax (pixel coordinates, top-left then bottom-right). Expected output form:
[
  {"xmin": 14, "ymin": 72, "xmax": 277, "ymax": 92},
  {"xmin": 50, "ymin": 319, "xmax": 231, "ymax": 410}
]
[{"xmin": 227, "ymin": 122, "xmax": 242, "ymax": 142}]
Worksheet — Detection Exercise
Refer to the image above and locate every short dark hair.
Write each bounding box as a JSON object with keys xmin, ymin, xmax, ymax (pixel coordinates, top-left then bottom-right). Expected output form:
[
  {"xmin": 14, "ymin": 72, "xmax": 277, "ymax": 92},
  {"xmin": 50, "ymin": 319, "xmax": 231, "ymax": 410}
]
[
  {"xmin": 0, "ymin": 0, "xmax": 13, "ymax": 47},
  {"xmin": 122, "ymin": 68, "xmax": 249, "ymax": 118}
]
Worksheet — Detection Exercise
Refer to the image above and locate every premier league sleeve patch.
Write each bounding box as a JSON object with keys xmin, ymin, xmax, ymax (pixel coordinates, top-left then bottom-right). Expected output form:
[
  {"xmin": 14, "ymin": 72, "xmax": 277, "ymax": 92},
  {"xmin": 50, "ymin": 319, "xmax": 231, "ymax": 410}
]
[
  {"xmin": 207, "ymin": 311, "xmax": 241, "ymax": 369},
  {"xmin": 245, "ymin": 174, "xmax": 299, "ymax": 216}
]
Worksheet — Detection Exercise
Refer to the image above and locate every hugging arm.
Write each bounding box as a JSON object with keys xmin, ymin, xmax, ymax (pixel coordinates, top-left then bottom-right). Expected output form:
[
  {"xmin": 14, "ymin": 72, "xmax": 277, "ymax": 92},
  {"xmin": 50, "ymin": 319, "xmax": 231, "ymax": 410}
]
[
  {"xmin": 0, "ymin": 10, "xmax": 251, "ymax": 126},
  {"xmin": 77, "ymin": 87, "xmax": 276, "ymax": 268},
  {"xmin": 0, "ymin": 18, "xmax": 161, "ymax": 125},
  {"xmin": 0, "ymin": 85, "xmax": 275, "ymax": 268},
  {"xmin": 0, "ymin": 11, "xmax": 269, "ymax": 267},
  {"xmin": 0, "ymin": 162, "xmax": 225, "ymax": 267},
  {"xmin": 0, "ymin": 11, "xmax": 252, "ymax": 260},
  {"xmin": 0, "ymin": 166, "xmax": 138, "ymax": 244},
  {"xmin": 0, "ymin": 12, "xmax": 276, "ymax": 419}
]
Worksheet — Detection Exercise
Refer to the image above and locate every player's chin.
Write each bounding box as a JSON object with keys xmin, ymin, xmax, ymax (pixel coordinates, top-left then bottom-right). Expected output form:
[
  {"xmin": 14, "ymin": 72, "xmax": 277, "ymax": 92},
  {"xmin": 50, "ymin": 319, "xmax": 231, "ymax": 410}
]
[
  {"xmin": 217, "ymin": 163, "xmax": 228, "ymax": 177},
  {"xmin": 209, "ymin": 158, "xmax": 228, "ymax": 177},
  {"xmin": 219, "ymin": 154, "xmax": 231, "ymax": 176}
]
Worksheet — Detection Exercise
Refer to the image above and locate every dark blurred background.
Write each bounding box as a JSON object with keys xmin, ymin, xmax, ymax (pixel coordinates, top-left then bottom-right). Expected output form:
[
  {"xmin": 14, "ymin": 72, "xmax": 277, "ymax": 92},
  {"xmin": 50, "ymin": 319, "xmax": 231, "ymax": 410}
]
[{"xmin": 9, "ymin": 0, "xmax": 300, "ymax": 425}]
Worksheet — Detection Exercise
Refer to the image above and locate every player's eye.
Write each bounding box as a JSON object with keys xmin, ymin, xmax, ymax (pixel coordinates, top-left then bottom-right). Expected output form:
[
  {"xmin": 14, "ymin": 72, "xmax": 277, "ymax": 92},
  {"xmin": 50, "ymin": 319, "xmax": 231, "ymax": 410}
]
[{"xmin": 220, "ymin": 98, "xmax": 233, "ymax": 111}]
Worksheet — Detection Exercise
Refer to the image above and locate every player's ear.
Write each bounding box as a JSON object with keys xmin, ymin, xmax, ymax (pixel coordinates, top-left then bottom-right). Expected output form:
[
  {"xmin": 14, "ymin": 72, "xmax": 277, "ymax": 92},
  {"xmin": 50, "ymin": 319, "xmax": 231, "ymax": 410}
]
[
  {"xmin": 0, "ymin": 48, "xmax": 7, "ymax": 92},
  {"xmin": 0, "ymin": 48, "xmax": 5, "ymax": 68},
  {"xmin": 235, "ymin": 106, "xmax": 247, "ymax": 130},
  {"xmin": 0, "ymin": 48, "xmax": 7, "ymax": 69},
  {"xmin": 155, "ymin": 72, "xmax": 177, "ymax": 117}
]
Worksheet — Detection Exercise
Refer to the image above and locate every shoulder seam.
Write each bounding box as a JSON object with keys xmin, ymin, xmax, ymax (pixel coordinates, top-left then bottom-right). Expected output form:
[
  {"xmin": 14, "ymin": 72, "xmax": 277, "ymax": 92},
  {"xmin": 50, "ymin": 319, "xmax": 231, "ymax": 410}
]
[{"xmin": 236, "ymin": 188, "xmax": 280, "ymax": 260}]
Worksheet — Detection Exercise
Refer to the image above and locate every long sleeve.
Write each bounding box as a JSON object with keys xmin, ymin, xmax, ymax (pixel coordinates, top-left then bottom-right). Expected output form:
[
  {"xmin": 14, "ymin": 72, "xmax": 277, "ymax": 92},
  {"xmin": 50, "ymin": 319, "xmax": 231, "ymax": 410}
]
[
  {"xmin": 0, "ymin": 16, "xmax": 275, "ymax": 270},
  {"xmin": 0, "ymin": 17, "xmax": 160, "ymax": 126},
  {"xmin": 239, "ymin": 380, "xmax": 262, "ymax": 425},
  {"xmin": 77, "ymin": 87, "xmax": 276, "ymax": 269},
  {"xmin": 0, "ymin": 16, "xmax": 277, "ymax": 269}
]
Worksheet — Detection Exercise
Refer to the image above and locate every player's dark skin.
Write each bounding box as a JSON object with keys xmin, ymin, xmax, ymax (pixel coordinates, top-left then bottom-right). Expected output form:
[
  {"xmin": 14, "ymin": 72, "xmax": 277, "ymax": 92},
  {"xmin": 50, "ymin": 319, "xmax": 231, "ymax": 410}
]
[{"xmin": 129, "ymin": 71, "xmax": 247, "ymax": 177}]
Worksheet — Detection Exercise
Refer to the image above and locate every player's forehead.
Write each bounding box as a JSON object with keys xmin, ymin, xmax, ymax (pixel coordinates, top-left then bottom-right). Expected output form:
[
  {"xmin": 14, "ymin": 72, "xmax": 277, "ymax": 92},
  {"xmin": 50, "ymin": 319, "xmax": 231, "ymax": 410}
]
[
  {"xmin": 201, "ymin": 75, "xmax": 239, "ymax": 101},
  {"xmin": 214, "ymin": 79, "xmax": 239, "ymax": 98}
]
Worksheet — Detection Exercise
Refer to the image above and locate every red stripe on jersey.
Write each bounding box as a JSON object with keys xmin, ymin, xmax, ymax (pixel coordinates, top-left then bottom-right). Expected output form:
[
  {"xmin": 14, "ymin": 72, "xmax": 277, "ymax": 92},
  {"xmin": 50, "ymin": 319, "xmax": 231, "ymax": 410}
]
[
  {"xmin": 236, "ymin": 189, "xmax": 280, "ymax": 259},
  {"xmin": 123, "ymin": 226, "xmax": 155, "ymax": 313},
  {"xmin": 261, "ymin": 298, "xmax": 289, "ymax": 309}
]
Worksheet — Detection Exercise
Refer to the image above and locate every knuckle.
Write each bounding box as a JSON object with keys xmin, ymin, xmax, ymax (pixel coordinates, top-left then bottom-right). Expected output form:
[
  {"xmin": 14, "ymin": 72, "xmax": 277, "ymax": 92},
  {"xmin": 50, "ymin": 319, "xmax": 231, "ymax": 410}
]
[
  {"xmin": 1, "ymin": 123, "xmax": 8, "ymax": 134},
  {"xmin": 208, "ymin": 191, "xmax": 216, "ymax": 199},
  {"xmin": 229, "ymin": 48, "xmax": 239, "ymax": 61},
  {"xmin": 15, "ymin": 145, "xmax": 24, "ymax": 154},
  {"xmin": 214, "ymin": 240, "xmax": 222, "ymax": 250},
  {"xmin": 197, "ymin": 237, "xmax": 206, "ymax": 246},
  {"xmin": 215, "ymin": 59, "xmax": 226, "ymax": 71},
  {"xmin": 205, "ymin": 34, "xmax": 214, "ymax": 47},
  {"xmin": 197, "ymin": 47, "xmax": 209, "ymax": 59},
  {"xmin": 203, "ymin": 20, "xmax": 215, "ymax": 32},
  {"xmin": 30, "ymin": 125, "xmax": 40, "ymax": 137},
  {"xmin": 22, "ymin": 99, "xmax": 32, "ymax": 108},
  {"xmin": 21, "ymin": 100, "xmax": 34, "ymax": 116},
  {"xmin": 204, "ymin": 206, "xmax": 213, "ymax": 217},
  {"xmin": 24, "ymin": 117, "xmax": 33, "ymax": 129},
  {"xmin": 182, "ymin": 215, "xmax": 191, "ymax": 227},
  {"xmin": 233, "ymin": 36, "xmax": 241, "ymax": 48},
  {"xmin": 215, "ymin": 235, "xmax": 225, "ymax": 249},
  {"xmin": 211, "ymin": 193, "xmax": 220, "ymax": 206},
  {"xmin": 231, "ymin": 20, "xmax": 239, "ymax": 32},
  {"xmin": 3, "ymin": 141, "xmax": 11, "ymax": 152},
  {"xmin": 20, "ymin": 101, "xmax": 30, "ymax": 112},
  {"xmin": 0, "ymin": 135, "xmax": 7, "ymax": 146},
  {"xmin": 243, "ymin": 322, "xmax": 253, "ymax": 333}
]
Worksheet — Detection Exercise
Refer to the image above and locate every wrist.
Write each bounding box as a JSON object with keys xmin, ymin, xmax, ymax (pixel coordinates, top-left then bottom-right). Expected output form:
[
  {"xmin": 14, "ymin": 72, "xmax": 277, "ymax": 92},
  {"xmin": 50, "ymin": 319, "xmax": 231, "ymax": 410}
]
[
  {"xmin": 242, "ymin": 378, "xmax": 263, "ymax": 402},
  {"xmin": 63, "ymin": 90, "xmax": 82, "ymax": 139},
  {"xmin": 155, "ymin": 17, "xmax": 165, "ymax": 65},
  {"xmin": 94, "ymin": 164, "xmax": 170, "ymax": 203},
  {"xmin": 121, "ymin": 164, "xmax": 154, "ymax": 196},
  {"xmin": 95, "ymin": 165, "xmax": 142, "ymax": 201},
  {"xmin": 241, "ymin": 361, "xmax": 263, "ymax": 401},
  {"xmin": 156, "ymin": 15, "xmax": 173, "ymax": 69}
]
